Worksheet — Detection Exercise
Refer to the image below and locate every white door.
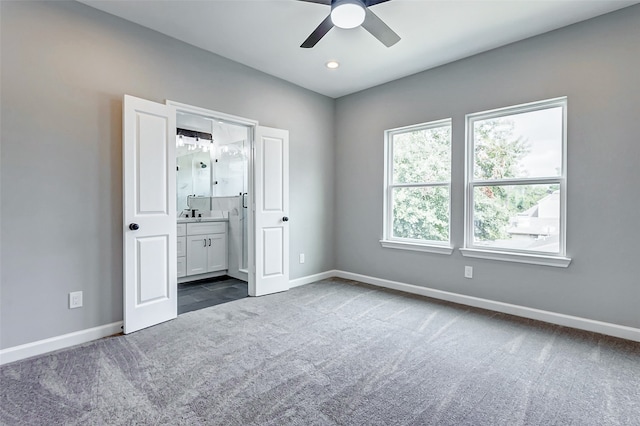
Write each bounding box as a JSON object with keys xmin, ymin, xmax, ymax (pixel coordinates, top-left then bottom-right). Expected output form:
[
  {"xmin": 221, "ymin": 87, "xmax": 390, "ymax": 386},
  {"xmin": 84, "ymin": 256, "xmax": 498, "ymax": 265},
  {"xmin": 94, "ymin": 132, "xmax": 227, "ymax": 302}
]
[
  {"xmin": 123, "ymin": 95, "xmax": 177, "ymax": 334},
  {"xmin": 250, "ymin": 126, "xmax": 290, "ymax": 297}
]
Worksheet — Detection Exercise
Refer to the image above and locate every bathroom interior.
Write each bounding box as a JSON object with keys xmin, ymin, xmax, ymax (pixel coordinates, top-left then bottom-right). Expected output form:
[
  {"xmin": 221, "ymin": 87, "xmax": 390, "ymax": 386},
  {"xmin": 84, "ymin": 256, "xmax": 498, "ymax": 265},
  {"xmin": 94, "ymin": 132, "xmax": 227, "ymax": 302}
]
[{"xmin": 175, "ymin": 111, "xmax": 250, "ymax": 314}]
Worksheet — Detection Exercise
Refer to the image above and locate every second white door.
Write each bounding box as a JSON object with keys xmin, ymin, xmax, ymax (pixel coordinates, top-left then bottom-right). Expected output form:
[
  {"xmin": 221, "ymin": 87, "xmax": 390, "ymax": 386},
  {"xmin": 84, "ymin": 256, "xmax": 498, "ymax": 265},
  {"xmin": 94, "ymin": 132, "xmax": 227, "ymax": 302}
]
[{"xmin": 251, "ymin": 126, "xmax": 290, "ymax": 297}]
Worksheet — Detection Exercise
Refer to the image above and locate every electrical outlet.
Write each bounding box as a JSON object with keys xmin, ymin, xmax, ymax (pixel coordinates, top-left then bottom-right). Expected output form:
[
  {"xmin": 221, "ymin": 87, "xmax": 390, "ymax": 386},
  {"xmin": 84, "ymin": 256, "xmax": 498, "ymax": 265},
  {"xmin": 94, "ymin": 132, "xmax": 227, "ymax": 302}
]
[
  {"xmin": 299, "ymin": 253, "xmax": 305, "ymax": 264},
  {"xmin": 69, "ymin": 291, "xmax": 83, "ymax": 309},
  {"xmin": 464, "ymin": 266, "xmax": 473, "ymax": 279}
]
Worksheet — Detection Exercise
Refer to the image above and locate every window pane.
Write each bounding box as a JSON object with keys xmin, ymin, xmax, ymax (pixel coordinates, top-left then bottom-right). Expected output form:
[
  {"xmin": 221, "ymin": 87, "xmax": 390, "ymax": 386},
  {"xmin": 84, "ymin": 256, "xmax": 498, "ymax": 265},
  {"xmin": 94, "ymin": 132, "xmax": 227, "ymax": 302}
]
[
  {"xmin": 392, "ymin": 186, "xmax": 449, "ymax": 242},
  {"xmin": 393, "ymin": 125, "xmax": 451, "ymax": 184},
  {"xmin": 473, "ymin": 107, "xmax": 563, "ymax": 180},
  {"xmin": 473, "ymin": 184, "xmax": 560, "ymax": 253}
]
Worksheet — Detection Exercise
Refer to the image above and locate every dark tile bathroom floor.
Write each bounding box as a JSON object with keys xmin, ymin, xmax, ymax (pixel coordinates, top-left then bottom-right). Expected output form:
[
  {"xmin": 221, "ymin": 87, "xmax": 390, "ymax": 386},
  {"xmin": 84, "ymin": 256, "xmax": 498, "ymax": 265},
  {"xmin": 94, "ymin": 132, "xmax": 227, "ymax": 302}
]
[{"xmin": 178, "ymin": 276, "xmax": 248, "ymax": 315}]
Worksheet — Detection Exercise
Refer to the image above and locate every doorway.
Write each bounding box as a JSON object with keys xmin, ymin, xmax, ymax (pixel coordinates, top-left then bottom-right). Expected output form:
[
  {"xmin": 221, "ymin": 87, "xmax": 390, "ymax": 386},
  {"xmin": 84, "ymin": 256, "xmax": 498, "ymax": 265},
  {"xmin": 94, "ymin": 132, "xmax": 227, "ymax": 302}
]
[
  {"xmin": 123, "ymin": 95, "xmax": 290, "ymax": 333},
  {"xmin": 174, "ymin": 106, "xmax": 252, "ymax": 314}
]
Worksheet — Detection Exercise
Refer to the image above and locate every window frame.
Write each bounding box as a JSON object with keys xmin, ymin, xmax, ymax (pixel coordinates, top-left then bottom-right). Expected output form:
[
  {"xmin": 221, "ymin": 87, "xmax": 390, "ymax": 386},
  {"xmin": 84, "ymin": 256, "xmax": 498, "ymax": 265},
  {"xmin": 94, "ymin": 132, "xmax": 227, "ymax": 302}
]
[
  {"xmin": 381, "ymin": 118, "xmax": 453, "ymax": 255},
  {"xmin": 461, "ymin": 97, "xmax": 571, "ymax": 267}
]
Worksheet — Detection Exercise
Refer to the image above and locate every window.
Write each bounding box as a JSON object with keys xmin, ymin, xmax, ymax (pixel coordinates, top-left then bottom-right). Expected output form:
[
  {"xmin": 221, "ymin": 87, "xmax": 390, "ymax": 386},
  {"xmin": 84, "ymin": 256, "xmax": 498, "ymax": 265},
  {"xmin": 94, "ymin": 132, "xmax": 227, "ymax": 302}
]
[
  {"xmin": 382, "ymin": 119, "xmax": 452, "ymax": 254},
  {"xmin": 462, "ymin": 97, "xmax": 570, "ymax": 267}
]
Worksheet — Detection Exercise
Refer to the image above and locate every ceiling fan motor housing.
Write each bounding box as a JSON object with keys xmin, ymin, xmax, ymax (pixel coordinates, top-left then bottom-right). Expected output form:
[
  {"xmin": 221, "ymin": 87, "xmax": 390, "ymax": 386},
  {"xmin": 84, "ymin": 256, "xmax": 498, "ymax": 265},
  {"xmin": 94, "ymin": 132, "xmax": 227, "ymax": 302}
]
[{"xmin": 331, "ymin": 0, "xmax": 366, "ymax": 29}]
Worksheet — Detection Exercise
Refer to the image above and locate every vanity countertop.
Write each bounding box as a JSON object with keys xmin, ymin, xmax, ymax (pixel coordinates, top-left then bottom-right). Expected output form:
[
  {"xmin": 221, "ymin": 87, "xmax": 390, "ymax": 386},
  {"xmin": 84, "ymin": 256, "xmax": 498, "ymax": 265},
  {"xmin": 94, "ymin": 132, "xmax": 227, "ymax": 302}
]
[{"xmin": 177, "ymin": 217, "xmax": 228, "ymax": 224}]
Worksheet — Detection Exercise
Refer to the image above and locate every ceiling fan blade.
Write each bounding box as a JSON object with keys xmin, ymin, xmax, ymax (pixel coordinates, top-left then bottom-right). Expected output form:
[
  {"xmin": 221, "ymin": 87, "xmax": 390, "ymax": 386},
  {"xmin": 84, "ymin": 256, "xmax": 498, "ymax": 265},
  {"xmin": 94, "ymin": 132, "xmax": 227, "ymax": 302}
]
[
  {"xmin": 362, "ymin": 8, "xmax": 400, "ymax": 47},
  {"xmin": 297, "ymin": 0, "xmax": 331, "ymax": 4},
  {"xmin": 301, "ymin": 15, "xmax": 334, "ymax": 48},
  {"xmin": 365, "ymin": 0, "xmax": 391, "ymax": 6}
]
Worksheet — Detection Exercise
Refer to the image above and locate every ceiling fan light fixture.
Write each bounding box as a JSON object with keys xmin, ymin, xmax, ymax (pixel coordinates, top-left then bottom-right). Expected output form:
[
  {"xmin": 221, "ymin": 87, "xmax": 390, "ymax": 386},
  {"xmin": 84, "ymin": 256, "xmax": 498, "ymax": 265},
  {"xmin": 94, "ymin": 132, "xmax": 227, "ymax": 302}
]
[{"xmin": 331, "ymin": 0, "xmax": 366, "ymax": 29}]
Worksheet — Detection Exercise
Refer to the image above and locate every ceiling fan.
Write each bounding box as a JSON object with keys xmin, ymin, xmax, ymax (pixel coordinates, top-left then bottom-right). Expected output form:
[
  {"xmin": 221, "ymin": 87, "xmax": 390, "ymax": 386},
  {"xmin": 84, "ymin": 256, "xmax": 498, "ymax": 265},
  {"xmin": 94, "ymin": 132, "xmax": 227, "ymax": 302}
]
[{"xmin": 298, "ymin": 0, "xmax": 401, "ymax": 48}]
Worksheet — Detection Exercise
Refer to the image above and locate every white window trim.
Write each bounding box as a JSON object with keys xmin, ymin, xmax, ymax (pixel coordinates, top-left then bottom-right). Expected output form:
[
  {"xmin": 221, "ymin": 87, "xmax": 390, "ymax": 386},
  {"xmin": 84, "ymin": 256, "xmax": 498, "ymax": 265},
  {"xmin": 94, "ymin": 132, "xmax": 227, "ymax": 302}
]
[
  {"xmin": 380, "ymin": 239, "xmax": 454, "ymax": 255},
  {"xmin": 460, "ymin": 248, "xmax": 571, "ymax": 267},
  {"xmin": 462, "ymin": 97, "xmax": 571, "ymax": 267},
  {"xmin": 382, "ymin": 118, "xmax": 453, "ymax": 254}
]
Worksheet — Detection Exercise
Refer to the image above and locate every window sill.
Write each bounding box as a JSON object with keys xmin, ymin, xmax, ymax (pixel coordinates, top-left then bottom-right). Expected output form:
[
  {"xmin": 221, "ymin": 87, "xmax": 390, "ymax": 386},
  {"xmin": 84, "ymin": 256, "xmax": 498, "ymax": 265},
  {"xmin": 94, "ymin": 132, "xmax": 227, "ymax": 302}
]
[
  {"xmin": 380, "ymin": 240, "xmax": 454, "ymax": 255},
  {"xmin": 459, "ymin": 248, "xmax": 571, "ymax": 268}
]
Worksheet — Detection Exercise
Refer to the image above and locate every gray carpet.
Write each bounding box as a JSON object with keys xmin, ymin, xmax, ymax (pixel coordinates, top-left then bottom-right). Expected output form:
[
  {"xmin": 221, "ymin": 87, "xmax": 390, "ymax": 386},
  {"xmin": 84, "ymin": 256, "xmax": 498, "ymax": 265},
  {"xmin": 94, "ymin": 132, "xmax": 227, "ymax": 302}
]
[{"xmin": 1, "ymin": 278, "xmax": 639, "ymax": 425}]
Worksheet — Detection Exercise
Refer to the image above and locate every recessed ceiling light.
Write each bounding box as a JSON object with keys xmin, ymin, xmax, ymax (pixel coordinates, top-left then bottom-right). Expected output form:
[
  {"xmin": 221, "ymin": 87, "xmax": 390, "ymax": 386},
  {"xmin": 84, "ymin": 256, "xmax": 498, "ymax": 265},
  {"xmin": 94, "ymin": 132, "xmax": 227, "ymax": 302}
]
[{"xmin": 326, "ymin": 61, "xmax": 340, "ymax": 69}]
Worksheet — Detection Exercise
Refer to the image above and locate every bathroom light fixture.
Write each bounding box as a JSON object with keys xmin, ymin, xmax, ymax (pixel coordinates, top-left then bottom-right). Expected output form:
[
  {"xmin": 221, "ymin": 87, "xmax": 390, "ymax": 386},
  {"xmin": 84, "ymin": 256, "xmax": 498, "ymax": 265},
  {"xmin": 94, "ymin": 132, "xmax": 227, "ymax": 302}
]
[
  {"xmin": 176, "ymin": 128, "xmax": 213, "ymax": 150},
  {"xmin": 331, "ymin": 0, "xmax": 366, "ymax": 29},
  {"xmin": 326, "ymin": 60, "xmax": 340, "ymax": 69}
]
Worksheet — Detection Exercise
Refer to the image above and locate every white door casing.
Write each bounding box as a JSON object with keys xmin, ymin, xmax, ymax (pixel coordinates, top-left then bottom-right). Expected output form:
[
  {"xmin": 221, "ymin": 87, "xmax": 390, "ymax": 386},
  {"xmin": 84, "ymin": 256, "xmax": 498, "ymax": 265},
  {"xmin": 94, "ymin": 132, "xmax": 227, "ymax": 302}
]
[
  {"xmin": 123, "ymin": 95, "xmax": 177, "ymax": 334},
  {"xmin": 250, "ymin": 126, "xmax": 290, "ymax": 297}
]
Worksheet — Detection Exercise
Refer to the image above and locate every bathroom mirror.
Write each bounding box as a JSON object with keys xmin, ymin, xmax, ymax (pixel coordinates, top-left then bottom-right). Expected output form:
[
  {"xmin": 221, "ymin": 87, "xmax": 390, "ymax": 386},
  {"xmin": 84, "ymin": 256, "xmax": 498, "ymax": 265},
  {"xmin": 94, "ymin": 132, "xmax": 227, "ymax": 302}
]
[{"xmin": 176, "ymin": 146, "xmax": 212, "ymax": 212}]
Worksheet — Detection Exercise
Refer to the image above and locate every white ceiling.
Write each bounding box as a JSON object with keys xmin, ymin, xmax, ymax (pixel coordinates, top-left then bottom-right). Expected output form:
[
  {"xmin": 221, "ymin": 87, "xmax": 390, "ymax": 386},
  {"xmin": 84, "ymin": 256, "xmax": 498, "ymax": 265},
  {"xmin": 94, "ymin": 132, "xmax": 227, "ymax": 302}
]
[{"xmin": 79, "ymin": 0, "xmax": 638, "ymax": 98}]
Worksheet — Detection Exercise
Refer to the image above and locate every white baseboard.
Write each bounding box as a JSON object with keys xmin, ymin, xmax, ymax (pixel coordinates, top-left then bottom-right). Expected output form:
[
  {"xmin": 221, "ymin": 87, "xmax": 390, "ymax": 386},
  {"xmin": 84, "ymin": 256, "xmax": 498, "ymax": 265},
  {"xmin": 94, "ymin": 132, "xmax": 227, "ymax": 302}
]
[
  {"xmin": 0, "ymin": 322, "xmax": 123, "ymax": 366},
  {"xmin": 0, "ymin": 272, "xmax": 331, "ymax": 366},
  {"xmin": 333, "ymin": 270, "xmax": 640, "ymax": 343},
  {"xmin": 289, "ymin": 270, "xmax": 336, "ymax": 288},
  {"xmin": 178, "ymin": 270, "xmax": 226, "ymax": 284},
  {"xmin": 4, "ymin": 269, "xmax": 637, "ymax": 366}
]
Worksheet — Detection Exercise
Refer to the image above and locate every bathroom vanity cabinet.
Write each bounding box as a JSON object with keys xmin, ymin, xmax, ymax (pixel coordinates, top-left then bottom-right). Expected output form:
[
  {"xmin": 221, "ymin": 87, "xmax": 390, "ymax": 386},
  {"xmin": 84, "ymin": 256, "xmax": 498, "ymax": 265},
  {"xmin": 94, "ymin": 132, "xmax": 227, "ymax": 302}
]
[
  {"xmin": 181, "ymin": 221, "xmax": 228, "ymax": 277},
  {"xmin": 177, "ymin": 224, "xmax": 187, "ymax": 278}
]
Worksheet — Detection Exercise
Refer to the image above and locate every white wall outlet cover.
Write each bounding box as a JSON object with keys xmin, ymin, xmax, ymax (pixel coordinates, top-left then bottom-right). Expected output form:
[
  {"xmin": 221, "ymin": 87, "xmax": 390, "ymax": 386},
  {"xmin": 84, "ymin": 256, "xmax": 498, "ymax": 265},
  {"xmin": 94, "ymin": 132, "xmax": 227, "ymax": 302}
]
[
  {"xmin": 299, "ymin": 253, "xmax": 305, "ymax": 264},
  {"xmin": 69, "ymin": 291, "xmax": 83, "ymax": 309},
  {"xmin": 464, "ymin": 266, "xmax": 473, "ymax": 279}
]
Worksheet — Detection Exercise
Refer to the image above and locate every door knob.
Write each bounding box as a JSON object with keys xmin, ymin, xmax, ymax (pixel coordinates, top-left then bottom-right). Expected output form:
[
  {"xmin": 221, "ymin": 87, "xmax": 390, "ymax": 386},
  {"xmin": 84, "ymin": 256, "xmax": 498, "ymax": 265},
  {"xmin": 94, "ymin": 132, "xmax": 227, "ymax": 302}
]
[
  {"xmin": 282, "ymin": 216, "xmax": 289, "ymax": 222},
  {"xmin": 129, "ymin": 223, "xmax": 139, "ymax": 231}
]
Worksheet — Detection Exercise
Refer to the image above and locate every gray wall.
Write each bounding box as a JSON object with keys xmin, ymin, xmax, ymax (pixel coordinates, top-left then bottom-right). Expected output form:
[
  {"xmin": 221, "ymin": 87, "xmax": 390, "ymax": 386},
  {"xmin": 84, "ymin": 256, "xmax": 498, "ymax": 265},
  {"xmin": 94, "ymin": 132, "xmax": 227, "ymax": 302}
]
[
  {"xmin": 0, "ymin": 1, "xmax": 335, "ymax": 349},
  {"xmin": 2, "ymin": 1, "xmax": 638, "ymax": 351},
  {"xmin": 335, "ymin": 5, "xmax": 640, "ymax": 329}
]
